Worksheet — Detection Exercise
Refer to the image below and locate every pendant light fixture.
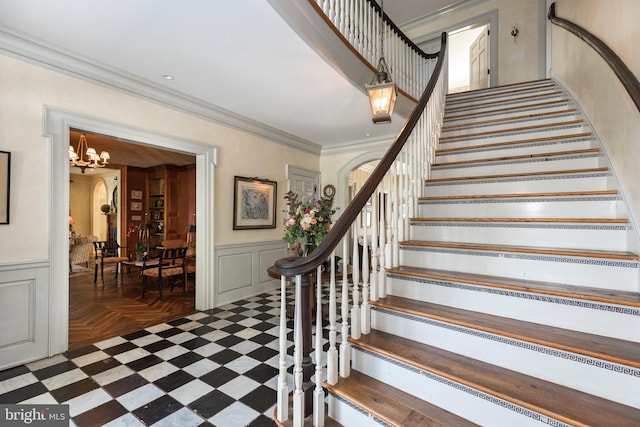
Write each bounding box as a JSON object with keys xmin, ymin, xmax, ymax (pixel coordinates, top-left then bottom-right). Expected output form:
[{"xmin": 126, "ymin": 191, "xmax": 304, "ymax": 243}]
[
  {"xmin": 366, "ymin": 0, "xmax": 397, "ymax": 124},
  {"xmin": 69, "ymin": 133, "xmax": 110, "ymax": 173}
]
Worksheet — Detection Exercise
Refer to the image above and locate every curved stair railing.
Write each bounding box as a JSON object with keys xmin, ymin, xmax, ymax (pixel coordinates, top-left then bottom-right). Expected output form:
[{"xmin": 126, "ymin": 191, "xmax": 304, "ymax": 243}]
[
  {"xmin": 311, "ymin": 0, "xmax": 439, "ymax": 100},
  {"xmin": 548, "ymin": 2, "xmax": 640, "ymax": 113},
  {"xmin": 271, "ymin": 1, "xmax": 448, "ymax": 425}
]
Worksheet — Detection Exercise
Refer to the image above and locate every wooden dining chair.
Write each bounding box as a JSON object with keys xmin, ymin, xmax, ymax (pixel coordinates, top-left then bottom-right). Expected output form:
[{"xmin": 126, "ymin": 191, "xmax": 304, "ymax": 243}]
[
  {"xmin": 93, "ymin": 240, "xmax": 129, "ymax": 287},
  {"xmin": 141, "ymin": 246, "xmax": 188, "ymax": 301}
]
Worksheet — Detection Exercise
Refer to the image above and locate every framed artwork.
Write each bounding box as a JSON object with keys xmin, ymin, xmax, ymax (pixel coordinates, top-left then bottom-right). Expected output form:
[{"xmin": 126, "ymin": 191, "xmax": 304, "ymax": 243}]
[
  {"xmin": 131, "ymin": 201, "xmax": 142, "ymax": 211},
  {"xmin": 131, "ymin": 190, "xmax": 143, "ymax": 199},
  {"xmin": 0, "ymin": 151, "xmax": 10, "ymax": 224},
  {"xmin": 233, "ymin": 176, "xmax": 277, "ymax": 230}
]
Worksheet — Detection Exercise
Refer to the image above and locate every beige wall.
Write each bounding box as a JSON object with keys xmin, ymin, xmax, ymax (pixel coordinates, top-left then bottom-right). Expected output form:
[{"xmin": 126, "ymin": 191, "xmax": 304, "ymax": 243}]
[
  {"xmin": 405, "ymin": 0, "xmax": 543, "ymax": 86},
  {"xmin": 550, "ymin": 0, "xmax": 640, "ymax": 242},
  {"xmin": 0, "ymin": 54, "xmax": 318, "ymax": 262}
]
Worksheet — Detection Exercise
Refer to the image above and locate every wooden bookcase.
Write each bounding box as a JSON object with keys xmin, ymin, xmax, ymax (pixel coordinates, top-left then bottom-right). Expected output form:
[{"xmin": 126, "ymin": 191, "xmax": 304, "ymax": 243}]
[{"xmin": 147, "ymin": 166, "xmax": 179, "ymax": 248}]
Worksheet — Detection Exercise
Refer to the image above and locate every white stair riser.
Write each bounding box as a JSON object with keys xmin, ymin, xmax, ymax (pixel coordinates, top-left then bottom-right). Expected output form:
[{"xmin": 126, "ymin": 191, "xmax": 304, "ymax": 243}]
[
  {"xmin": 446, "ymin": 88, "xmax": 561, "ymax": 108},
  {"xmin": 435, "ymin": 137, "xmax": 595, "ymax": 162},
  {"xmin": 445, "ymin": 81, "xmax": 555, "ymax": 101},
  {"xmin": 399, "ymin": 246, "xmax": 639, "ymax": 291},
  {"xmin": 350, "ymin": 347, "xmax": 553, "ymax": 427},
  {"xmin": 430, "ymin": 155, "xmax": 602, "ymax": 179},
  {"xmin": 445, "ymin": 93, "xmax": 565, "ymax": 116},
  {"xmin": 441, "ymin": 114, "xmax": 579, "ymax": 137},
  {"xmin": 327, "ymin": 394, "xmax": 380, "ymax": 427},
  {"xmin": 443, "ymin": 102, "xmax": 571, "ymax": 124},
  {"xmin": 438, "ymin": 125, "xmax": 586, "ymax": 149},
  {"xmin": 419, "ymin": 197, "xmax": 621, "ymax": 218},
  {"xmin": 409, "ymin": 222, "xmax": 628, "ymax": 251},
  {"xmin": 385, "ymin": 275, "xmax": 640, "ymax": 343},
  {"xmin": 425, "ymin": 174, "xmax": 611, "ymax": 196},
  {"xmin": 371, "ymin": 308, "xmax": 640, "ymax": 408}
]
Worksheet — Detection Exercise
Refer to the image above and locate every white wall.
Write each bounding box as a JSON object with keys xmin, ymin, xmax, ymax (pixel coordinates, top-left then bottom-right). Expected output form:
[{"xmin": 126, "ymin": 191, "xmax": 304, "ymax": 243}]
[
  {"xmin": 0, "ymin": 54, "xmax": 319, "ymax": 263},
  {"xmin": 404, "ymin": 0, "xmax": 543, "ymax": 86},
  {"xmin": 550, "ymin": 0, "xmax": 640, "ymax": 246}
]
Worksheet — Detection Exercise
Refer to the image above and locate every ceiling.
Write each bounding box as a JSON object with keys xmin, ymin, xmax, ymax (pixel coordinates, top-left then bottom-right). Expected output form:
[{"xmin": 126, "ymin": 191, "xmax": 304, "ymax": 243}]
[{"xmin": 0, "ymin": 0, "xmax": 475, "ymax": 167}]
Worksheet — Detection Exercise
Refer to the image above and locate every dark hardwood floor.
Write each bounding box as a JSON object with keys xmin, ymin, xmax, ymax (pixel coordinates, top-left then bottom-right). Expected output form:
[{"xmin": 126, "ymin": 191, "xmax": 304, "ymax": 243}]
[{"xmin": 68, "ymin": 265, "xmax": 196, "ymax": 350}]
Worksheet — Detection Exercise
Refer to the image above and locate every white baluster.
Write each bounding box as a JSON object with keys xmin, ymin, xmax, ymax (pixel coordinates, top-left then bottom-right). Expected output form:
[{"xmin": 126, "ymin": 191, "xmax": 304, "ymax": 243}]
[
  {"xmin": 361, "ymin": 201, "xmax": 370, "ymax": 335},
  {"xmin": 277, "ymin": 276, "xmax": 289, "ymax": 422},
  {"xmin": 350, "ymin": 223, "xmax": 361, "ymax": 339},
  {"xmin": 293, "ymin": 275, "xmax": 304, "ymax": 427},
  {"xmin": 339, "ymin": 238, "xmax": 351, "ymax": 378},
  {"xmin": 378, "ymin": 188, "xmax": 387, "ymax": 298},
  {"xmin": 370, "ymin": 188, "xmax": 378, "ymax": 303},
  {"xmin": 313, "ymin": 265, "xmax": 324, "ymax": 427},
  {"xmin": 385, "ymin": 171, "xmax": 392, "ymax": 270},
  {"xmin": 326, "ymin": 251, "xmax": 338, "ymax": 385},
  {"xmin": 392, "ymin": 161, "xmax": 400, "ymax": 267}
]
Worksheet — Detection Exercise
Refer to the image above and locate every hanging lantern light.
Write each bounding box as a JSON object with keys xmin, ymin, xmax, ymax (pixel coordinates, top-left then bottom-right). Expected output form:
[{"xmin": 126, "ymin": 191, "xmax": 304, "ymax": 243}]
[{"xmin": 366, "ymin": 0, "xmax": 397, "ymax": 124}]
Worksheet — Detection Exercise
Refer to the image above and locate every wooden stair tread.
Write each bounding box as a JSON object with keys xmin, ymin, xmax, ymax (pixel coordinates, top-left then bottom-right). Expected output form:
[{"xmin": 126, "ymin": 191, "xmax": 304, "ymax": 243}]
[
  {"xmin": 439, "ymin": 120, "xmax": 584, "ymax": 142},
  {"xmin": 445, "ymin": 91, "xmax": 563, "ymax": 112},
  {"xmin": 426, "ymin": 167, "xmax": 608, "ymax": 183},
  {"xmin": 442, "ymin": 109, "xmax": 577, "ymax": 130},
  {"xmin": 432, "ymin": 147, "xmax": 599, "ymax": 167},
  {"xmin": 435, "ymin": 133, "xmax": 592, "ymax": 155},
  {"xmin": 372, "ymin": 295, "xmax": 640, "ymax": 368},
  {"xmin": 419, "ymin": 190, "xmax": 618, "ymax": 201},
  {"xmin": 351, "ymin": 330, "xmax": 640, "ymax": 426},
  {"xmin": 399, "ymin": 240, "xmax": 639, "ymax": 261},
  {"xmin": 446, "ymin": 83, "xmax": 557, "ymax": 104},
  {"xmin": 386, "ymin": 265, "xmax": 640, "ymax": 308},
  {"xmin": 445, "ymin": 78, "xmax": 551, "ymax": 98},
  {"xmin": 443, "ymin": 99, "xmax": 569, "ymax": 122},
  {"xmin": 324, "ymin": 371, "xmax": 479, "ymax": 427},
  {"xmin": 410, "ymin": 217, "xmax": 627, "ymax": 224}
]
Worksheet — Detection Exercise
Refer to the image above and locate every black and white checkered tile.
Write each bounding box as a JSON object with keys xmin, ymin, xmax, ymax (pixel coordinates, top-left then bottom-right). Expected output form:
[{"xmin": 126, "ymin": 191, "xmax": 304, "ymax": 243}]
[{"xmin": 0, "ymin": 289, "xmax": 326, "ymax": 426}]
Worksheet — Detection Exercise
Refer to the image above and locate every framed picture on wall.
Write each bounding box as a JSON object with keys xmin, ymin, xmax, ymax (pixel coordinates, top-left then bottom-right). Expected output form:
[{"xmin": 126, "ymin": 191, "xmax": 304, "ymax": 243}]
[
  {"xmin": 131, "ymin": 201, "xmax": 142, "ymax": 211},
  {"xmin": 0, "ymin": 151, "xmax": 10, "ymax": 224},
  {"xmin": 233, "ymin": 176, "xmax": 277, "ymax": 230},
  {"xmin": 131, "ymin": 190, "xmax": 143, "ymax": 199}
]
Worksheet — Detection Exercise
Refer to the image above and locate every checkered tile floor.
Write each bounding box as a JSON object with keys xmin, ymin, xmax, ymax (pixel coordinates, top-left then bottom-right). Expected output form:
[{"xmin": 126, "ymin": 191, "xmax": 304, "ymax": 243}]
[{"xmin": 0, "ymin": 288, "xmax": 333, "ymax": 426}]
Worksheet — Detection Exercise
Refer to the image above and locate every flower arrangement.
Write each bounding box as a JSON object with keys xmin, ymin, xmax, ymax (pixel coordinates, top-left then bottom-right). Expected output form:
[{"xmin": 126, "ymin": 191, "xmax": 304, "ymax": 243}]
[{"xmin": 283, "ymin": 191, "xmax": 335, "ymax": 253}]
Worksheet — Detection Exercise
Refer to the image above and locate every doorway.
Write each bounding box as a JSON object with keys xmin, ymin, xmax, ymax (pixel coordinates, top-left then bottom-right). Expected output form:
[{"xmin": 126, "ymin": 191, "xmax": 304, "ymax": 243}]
[
  {"xmin": 45, "ymin": 106, "xmax": 218, "ymax": 359},
  {"xmin": 448, "ymin": 24, "xmax": 489, "ymax": 93},
  {"xmin": 68, "ymin": 131, "xmax": 200, "ymax": 349}
]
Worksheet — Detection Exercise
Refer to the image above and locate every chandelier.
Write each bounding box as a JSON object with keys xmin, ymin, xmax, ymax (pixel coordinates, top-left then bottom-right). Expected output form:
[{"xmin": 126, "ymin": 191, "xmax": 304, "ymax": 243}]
[
  {"xmin": 69, "ymin": 134, "xmax": 110, "ymax": 173},
  {"xmin": 366, "ymin": 0, "xmax": 397, "ymax": 124}
]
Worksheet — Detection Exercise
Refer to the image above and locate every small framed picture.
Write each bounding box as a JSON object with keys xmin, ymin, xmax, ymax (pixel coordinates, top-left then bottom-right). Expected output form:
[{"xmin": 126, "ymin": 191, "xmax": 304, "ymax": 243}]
[
  {"xmin": 131, "ymin": 201, "xmax": 142, "ymax": 211},
  {"xmin": 131, "ymin": 190, "xmax": 143, "ymax": 199},
  {"xmin": 131, "ymin": 215, "xmax": 142, "ymax": 221},
  {"xmin": 233, "ymin": 176, "xmax": 277, "ymax": 230}
]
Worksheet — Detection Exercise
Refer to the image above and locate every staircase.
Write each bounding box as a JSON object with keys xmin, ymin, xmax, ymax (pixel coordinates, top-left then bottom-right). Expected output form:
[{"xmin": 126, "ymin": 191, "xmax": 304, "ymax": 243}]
[{"xmin": 324, "ymin": 79, "xmax": 640, "ymax": 426}]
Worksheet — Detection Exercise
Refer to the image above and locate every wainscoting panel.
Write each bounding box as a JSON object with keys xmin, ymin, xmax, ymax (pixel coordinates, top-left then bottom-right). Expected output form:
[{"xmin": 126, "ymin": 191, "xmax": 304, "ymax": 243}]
[
  {"xmin": 215, "ymin": 241, "xmax": 286, "ymax": 306},
  {"xmin": 0, "ymin": 261, "xmax": 49, "ymax": 371}
]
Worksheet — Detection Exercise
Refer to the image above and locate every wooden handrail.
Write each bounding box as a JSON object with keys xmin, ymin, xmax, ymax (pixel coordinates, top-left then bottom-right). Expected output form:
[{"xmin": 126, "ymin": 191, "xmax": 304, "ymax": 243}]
[
  {"xmin": 273, "ymin": 31, "xmax": 447, "ymax": 277},
  {"xmin": 366, "ymin": 0, "xmax": 438, "ymax": 60},
  {"xmin": 548, "ymin": 2, "xmax": 640, "ymax": 113}
]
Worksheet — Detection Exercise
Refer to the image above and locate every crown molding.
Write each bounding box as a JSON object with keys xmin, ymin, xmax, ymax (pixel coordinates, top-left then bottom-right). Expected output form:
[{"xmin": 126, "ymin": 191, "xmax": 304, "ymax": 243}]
[
  {"xmin": 0, "ymin": 27, "xmax": 322, "ymax": 155},
  {"xmin": 401, "ymin": 0, "xmax": 490, "ymax": 35}
]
